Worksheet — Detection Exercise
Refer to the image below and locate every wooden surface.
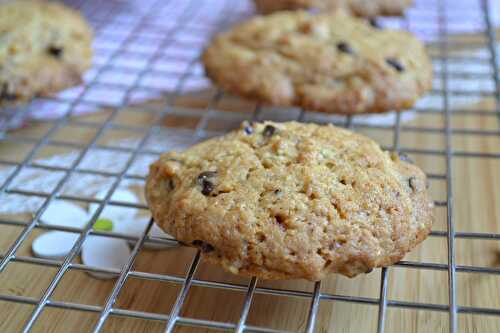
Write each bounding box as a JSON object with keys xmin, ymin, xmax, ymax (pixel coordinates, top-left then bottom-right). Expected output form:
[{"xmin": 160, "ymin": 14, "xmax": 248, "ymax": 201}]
[{"xmin": 1, "ymin": 43, "xmax": 500, "ymax": 333}]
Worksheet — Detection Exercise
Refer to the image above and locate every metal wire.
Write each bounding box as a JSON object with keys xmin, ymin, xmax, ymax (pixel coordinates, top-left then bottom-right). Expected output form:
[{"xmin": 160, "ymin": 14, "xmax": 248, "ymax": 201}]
[
  {"xmin": 235, "ymin": 277, "xmax": 259, "ymax": 333},
  {"xmin": 91, "ymin": 218, "xmax": 155, "ymax": 332},
  {"xmin": 0, "ymin": 0, "xmax": 499, "ymax": 332},
  {"xmin": 304, "ymin": 282, "xmax": 322, "ymax": 333}
]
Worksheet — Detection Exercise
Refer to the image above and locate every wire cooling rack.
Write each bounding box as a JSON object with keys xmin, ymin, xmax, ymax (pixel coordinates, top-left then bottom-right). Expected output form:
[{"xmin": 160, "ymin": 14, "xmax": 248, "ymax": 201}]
[{"xmin": 0, "ymin": 0, "xmax": 499, "ymax": 332}]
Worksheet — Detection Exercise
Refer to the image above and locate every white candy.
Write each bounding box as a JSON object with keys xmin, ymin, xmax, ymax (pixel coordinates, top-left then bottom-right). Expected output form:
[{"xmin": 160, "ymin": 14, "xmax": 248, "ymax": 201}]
[
  {"xmin": 113, "ymin": 216, "xmax": 177, "ymax": 250},
  {"xmin": 40, "ymin": 201, "xmax": 88, "ymax": 228},
  {"xmin": 113, "ymin": 216, "xmax": 149, "ymax": 237},
  {"xmin": 82, "ymin": 236, "xmax": 131, "ymax": 280},
  {"xmin": 32, "ymin": 231, "xmax": 80, "ymax": 260},
  {"xmin": 31, "ymin": 188, "xmax": 176, "ymax": 280},
  {"xmin": 89, "ymin": 189, "xmax": 140, "ymax": 222}
]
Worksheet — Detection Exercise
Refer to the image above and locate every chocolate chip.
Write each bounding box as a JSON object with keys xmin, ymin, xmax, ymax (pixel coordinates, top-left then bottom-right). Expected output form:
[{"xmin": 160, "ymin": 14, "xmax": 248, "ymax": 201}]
[
  {"xmin": 274, "ymin": 214, "xmax": 287, "ymax": 226},
  {"xmin": 386, "ymin": 58, "xmax": 405, "ymax": 72},
  {"xmin": 263, "ymin": 125, "xmax": 276, "ymax": 138},
  {"xmin": 200, "ymin": 180, "xmax": 214, "ymax": 195},
  {"xmin": 398, "ymin": 152, "xmax": 414, "ymax": 164},
  {"xmin": 244, "ymin": 124, "xmax": 254, "ymax": 135},
  {"xmin": 0, "ymin": 83, "xmax": 16, "ymax": 101},
  {"xmin": 192, "ymin": 240, "xmax": 214, "ymax": 253},
  {"xmin": 166, "ymin": 178, "xmax": 175, "ymax": 191},
  {"xmin": 409, "ymin": 177, "xmax": 418, "ymax": 191},
  {"xmin": 274, "ymin": 189, "xmax": 283, "ymax": 199},
  {"xmin": 197, "ymin": 171, "xmax": 217, "ymax": 196},
  {"xmin": 337, "ymin": 42, "xmax": 353, "ymax": 54},
  {"xmin": 369, "ymin": 18, "xmax": 381, "ymax": 29},
  {"xmin": 47, "ymin": 46, "xmax": 63, "ymax": 58}
]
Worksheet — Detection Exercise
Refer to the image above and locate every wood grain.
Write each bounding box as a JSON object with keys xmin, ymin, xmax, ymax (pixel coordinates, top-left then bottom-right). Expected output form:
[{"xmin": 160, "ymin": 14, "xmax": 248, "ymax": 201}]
[{"xmin": 1, "ymin": 63, "xmax": 499, "ymax": 333}]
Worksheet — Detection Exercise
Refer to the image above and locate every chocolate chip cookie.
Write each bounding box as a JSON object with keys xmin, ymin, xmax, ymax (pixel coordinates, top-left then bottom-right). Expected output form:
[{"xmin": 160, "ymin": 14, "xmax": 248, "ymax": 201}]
[
  {"xmin": 202, "ymin": 11, "xmax": 432, "ymax": 115},
  {"xmin": 254, "ymin": 0, "xmax": 413, "ymax": 17},
  {"xmin": 0, "ymin": 0, "xmax": 93, "ymax": 106},
  {"xmin": 146, "ymin": 121, "xmax": 433, "ymax": 280}
]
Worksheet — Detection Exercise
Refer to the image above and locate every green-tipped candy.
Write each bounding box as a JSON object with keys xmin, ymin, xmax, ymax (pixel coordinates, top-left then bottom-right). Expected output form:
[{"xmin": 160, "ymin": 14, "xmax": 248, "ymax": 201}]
[{"xmin": 94, "ymin": 218, "xmax": 113, "ymax": 232}]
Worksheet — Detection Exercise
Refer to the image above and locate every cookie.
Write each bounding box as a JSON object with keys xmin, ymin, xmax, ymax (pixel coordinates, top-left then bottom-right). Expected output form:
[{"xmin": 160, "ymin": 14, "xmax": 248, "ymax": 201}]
[
  {"xmin": 146, "ymin": 121, "xmax": 433, "ymax": 280},
  {"xmin": 0, "ymin": 0, "xmax": 93, "ymax": 106},
  {"xmin": 253, "ymin": 0, "xmax": 413, "ymax": 17},
  {"xmin": 202, "ymin": 11, "xmax": 432, "ymax": 115}
]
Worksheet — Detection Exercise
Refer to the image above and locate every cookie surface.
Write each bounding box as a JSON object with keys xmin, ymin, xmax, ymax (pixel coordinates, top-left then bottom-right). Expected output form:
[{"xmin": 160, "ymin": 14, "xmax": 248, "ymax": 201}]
[
  {"xmin": 146, "ymin": 121, "xmax": 433, "ymax": 280},
  {"xmin": 203, "ymin": 11, "xmax": 432, "ymax": 115},
  {"xmin": 254, "ymin": 0, "xmax": 413, "ymax": 17},
  {"xmin": 0, "ymin": 0, "xmax": 93, "ymax": 106}
]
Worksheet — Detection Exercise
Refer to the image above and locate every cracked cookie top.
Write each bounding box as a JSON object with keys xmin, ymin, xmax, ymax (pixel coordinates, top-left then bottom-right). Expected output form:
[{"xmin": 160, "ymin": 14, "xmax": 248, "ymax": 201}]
[{"xmin": 146, "ymin": 121, "xmax": 433, "ymax": 280}]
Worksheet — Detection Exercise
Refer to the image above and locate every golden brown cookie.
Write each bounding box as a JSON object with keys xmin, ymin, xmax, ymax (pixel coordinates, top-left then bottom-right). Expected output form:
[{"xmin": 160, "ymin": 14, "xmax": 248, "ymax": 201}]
[
  {"xmin": 146, "ymin": 121, "xmax": 433, "ymax": 280},
  {"xmin": 254, "ymin": 0, "xmax": 413, "ymax": 17},
  {"xmin": 202, "ymin": 11, "xmax": 432, "ymax": 115},
  {"xmin": 0, "ymin": 0, "xmax": 93, "ymax": 106}
]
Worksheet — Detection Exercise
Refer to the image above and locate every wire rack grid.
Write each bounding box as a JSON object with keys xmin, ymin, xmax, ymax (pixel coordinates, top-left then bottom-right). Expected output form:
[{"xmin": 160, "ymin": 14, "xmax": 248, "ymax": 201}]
[{"xmin": 0, "ymin": 0, "xmax": 499, "ymax": 332}]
